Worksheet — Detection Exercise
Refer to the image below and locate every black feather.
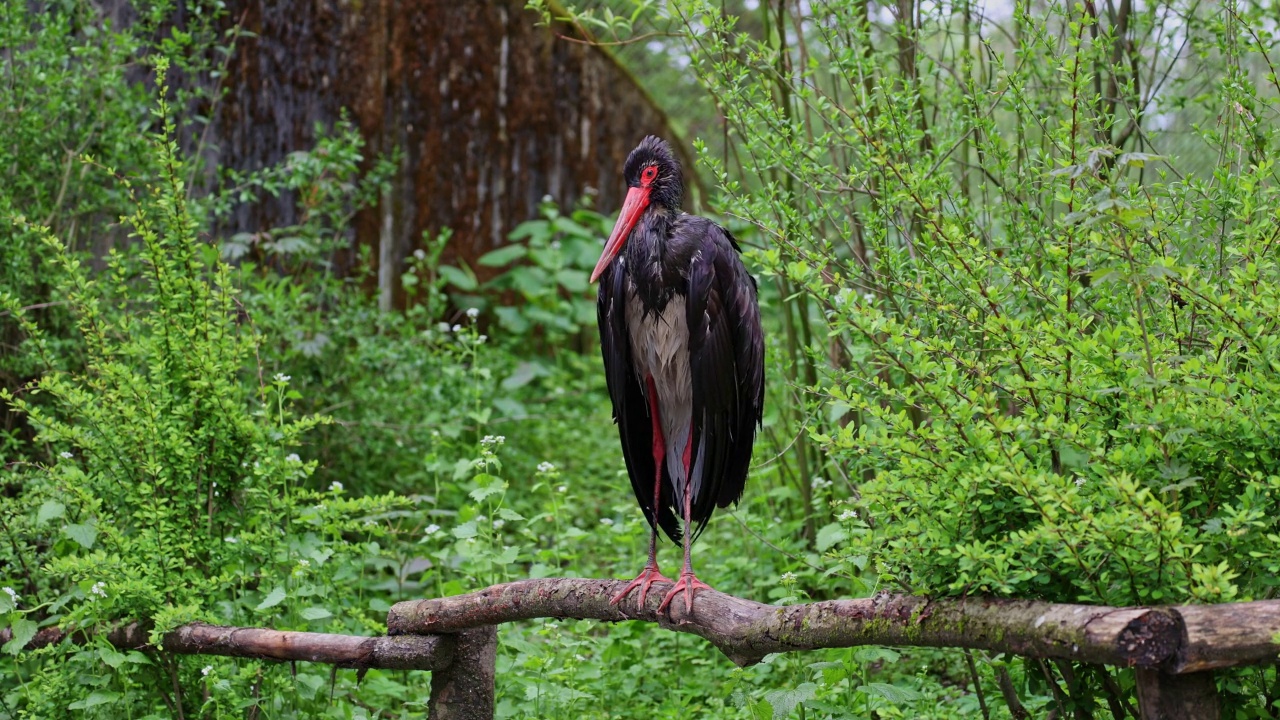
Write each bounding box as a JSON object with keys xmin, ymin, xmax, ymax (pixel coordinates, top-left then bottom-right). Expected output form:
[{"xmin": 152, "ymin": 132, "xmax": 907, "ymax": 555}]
[{"xmin": 598, "ymin": 259, "xmax": 682, "ymax": 544}]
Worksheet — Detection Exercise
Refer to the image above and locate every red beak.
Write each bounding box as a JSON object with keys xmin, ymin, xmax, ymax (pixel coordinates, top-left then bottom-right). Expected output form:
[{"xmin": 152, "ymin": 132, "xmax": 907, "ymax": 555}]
[{"xmin": 590, "ymin": 186, "xmax": 650, "ymax": 283}]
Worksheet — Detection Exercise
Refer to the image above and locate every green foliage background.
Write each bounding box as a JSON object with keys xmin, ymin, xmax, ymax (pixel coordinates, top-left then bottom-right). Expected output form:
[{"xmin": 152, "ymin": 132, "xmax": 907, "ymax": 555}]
[{"xmin": 3, "ymin": 0, "xmax": 1280, "ymax": 718}]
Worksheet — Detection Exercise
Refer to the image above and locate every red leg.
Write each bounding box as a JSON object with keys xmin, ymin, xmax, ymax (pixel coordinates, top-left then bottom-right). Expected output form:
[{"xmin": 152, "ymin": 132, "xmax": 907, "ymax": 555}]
[
  {"xmin": 658, "ymin": 430, "xmax": 712, "ymax": 615},
  {"xmin": 611, "ymin": 377, "xmax": 673, "ymax": 606}
]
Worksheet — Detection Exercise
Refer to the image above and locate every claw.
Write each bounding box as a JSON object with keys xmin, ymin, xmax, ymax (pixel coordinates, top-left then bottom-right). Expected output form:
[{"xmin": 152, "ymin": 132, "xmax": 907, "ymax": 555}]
[
  {"xmin": 656, "ymin": 570, "xmax": 712, "ymax": 615},
  {"xmin": 611, "ymin": 564, "xmax": 674, "ymax": 606}
]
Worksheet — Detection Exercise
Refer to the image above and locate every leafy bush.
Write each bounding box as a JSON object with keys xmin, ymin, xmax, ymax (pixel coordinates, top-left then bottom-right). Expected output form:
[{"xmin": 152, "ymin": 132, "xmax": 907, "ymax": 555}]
[
  {"xmin": 655, "ymin": 0, "xmax": 1280, "ymax": 713},
  {"xmin": 0, "ymin": 62, "xmax": 410, "ymax": 717}
]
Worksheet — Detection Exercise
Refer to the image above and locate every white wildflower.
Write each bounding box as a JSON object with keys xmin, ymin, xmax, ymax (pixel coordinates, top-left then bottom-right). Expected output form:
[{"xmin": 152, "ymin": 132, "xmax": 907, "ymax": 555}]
[
  {"xmin": 550, "ymin": 241, "xmax": 562, "ymax": 250},
  {"xmin": 481, "ymin": 435, "xmax": 505, "ymax": 446},
  {"xmin": 59, "ymin": 451, "xmax": 73, "ymax": 459},
  {"xmin": 466, "ymin": 307, "xmax": 479, "ymax": 319},
  {"xmin": 557, "ymin": 485, "xmax": 567, "ymax": 493},
  {"xmin": 3, "ymin": 587, "xmax": 18, "ymax": 604},
  {"xmin": 329, "ymin": 481, "xmax": 344, "ymax": 492},
  {"xmin": 477, "ymin": 334, "xmax": 487, "ymax": 343},
  {"xmin": 599, "ymin": 518, "xmax": 614, "ymax": 526},
  {"xmin": 492, "ymin": 519, "xmax": 505, "ymax": 529},
  {"xmin": 438, "ymin": 322, "xmax": 452, "ymax": 333},
  {"xmin": 451, "ymin": 324, "xmax": 462, "ymax": 333},
  {"xmin": 780, "ymin": 572, "xmax": 796, "ymax": 583},
  {"xmin": 298, "ymin": 559, "xmax": 310, "ymax": 567},
  {"xmin": 863, "ymin": 293, "xmax": 875, "ymax": 303},
  {"xmin": 537, "ymin": 461, "xmax": 555, "ymax": 473},
  {"xmin": 838, "ymin": 509, "xmax": 859, "ymax": 521},
  {"xmin": 90, "ymin": 582, "xmax": 107, "ymax": 598},
  {"xmin": 273, "ymin": 373, "xmax": 291, "ymax": 383},
  {"xmin": 224, "ymin": 537, "xmax": 238, "ymax": 544},
  {"xmin": 413, "ymin": 248, "xmax": 426, "ymax": 260},
  {"xmin": 810, "ymin": 476, "xmax": 832, "ymax": 491},
  {"xmin": 1075, "ymin": 476, "xmax": 1086, "ymax": 487},
  {"xmin": 286, "ymin": 453, "xmax": 301, "ymax": 463},
  {"xmin": 202, "ymin": 665, "xmax": 213, "ymax": 676},
  {"xmin": 425, "ymin": 524, "xmax": 441, "ymax": 535}
]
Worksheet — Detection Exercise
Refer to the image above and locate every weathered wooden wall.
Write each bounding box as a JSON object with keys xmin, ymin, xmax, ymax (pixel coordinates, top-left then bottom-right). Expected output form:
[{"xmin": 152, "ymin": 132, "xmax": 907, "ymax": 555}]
[{"xmin": 211, "ymin": 0, "xmax": 690, "ymax": 303}]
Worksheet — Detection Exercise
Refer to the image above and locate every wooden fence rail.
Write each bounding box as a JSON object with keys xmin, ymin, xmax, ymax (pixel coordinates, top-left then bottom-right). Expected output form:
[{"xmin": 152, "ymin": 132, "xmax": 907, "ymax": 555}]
[{"xmin": 7, "ymin": 578, "xmax": 1280, "ymax": 719}]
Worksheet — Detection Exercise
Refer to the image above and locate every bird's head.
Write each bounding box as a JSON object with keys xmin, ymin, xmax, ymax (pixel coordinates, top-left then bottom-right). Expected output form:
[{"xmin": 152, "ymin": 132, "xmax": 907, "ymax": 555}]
[{"xmin": 590, "ymin": 136, "xmax": 684, "ymax": 283}]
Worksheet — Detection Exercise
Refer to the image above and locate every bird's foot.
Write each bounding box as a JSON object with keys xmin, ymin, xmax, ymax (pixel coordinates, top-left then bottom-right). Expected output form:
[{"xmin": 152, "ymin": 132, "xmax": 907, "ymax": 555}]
[
  {"xmin": 656, "ymin": 570, "xmax": 712, "ymax": 615},
  {"xmin": 611, "ymin": 564, "xmax": 674, "ymax": 607}
]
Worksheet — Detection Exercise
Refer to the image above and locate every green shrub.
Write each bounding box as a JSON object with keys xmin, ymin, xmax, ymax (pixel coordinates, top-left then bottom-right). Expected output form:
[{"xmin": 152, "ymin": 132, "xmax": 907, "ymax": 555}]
[
  {"xmin": 659, "ymin": 0, "xmax": 1280, "ymax": 713},
  {"xmin": 0, "ymin": 61, "xmax": 409, "ymax": 717}
]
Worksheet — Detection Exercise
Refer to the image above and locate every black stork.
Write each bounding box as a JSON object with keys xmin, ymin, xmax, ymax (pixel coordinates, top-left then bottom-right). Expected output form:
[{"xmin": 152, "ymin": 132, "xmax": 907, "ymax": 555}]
[{"xmin": 590, "ymin": 136, "xmax": 765, "ymax": 613}]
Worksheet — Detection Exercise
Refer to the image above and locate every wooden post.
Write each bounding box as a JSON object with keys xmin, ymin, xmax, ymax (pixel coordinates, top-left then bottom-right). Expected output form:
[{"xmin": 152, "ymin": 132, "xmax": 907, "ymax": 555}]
[
  {"xmin": 427, "ymin": 627, "xmax": 497, "ymax": 720},
  {"xmin": 1135, "ymin": 670, "xmax": 1219, "ymax": 720}
]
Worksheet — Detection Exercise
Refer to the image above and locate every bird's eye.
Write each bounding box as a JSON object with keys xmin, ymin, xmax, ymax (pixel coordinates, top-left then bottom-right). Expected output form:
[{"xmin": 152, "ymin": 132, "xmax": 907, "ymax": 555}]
[{"xmin": 641, "ymin": 166, "xmax": 658, "ymax": 184}]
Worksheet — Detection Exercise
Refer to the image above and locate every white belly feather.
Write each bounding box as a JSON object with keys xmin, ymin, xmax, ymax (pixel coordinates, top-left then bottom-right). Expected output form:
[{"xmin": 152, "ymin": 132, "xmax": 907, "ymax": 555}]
[{"xmin": 625, "ymin": 289, "xmax": 693, "ymax": 496}]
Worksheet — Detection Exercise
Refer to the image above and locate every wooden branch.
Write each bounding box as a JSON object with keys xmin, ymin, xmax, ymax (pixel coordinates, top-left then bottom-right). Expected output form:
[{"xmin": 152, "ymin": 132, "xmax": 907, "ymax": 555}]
[
  {"xmin": 387, "ymin": 578, "xmax": 1185, "ymax": 668},
  {"xmin": 1173, "ymin": 600, "xmax": 1280, "ymax": 673},
  {"xmin": 2, "ymin": 622, "xmax": 453, "ymax": 672}
]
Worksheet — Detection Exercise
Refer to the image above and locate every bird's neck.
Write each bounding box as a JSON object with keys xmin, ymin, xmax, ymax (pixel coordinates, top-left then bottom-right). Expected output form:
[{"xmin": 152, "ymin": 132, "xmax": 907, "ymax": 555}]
[{"xmin": 625, "ymin": 207, "xmax": 682, "ymax": 309}]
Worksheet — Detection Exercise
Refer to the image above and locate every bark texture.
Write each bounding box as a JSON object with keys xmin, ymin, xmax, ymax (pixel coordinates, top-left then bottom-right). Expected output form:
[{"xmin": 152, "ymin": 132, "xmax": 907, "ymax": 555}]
[
  {"xmin": 1173, "ymin": 600, "xmax": 1280, "ymax": 672},
  {"xmin": 213, "ymin": 0, "xmax": 692, "ymax": 300},
  {"xmin": 1136, "ymin": 670, "xmax": 1220, "ymax": 720},
  {"xmin": 163, "ymin": 622, "xmax": 454, "ymax": 671},
  {"xmin": 428, "ymin": 627, "xmax": 497, "ymax": 720},
  {"xmin": 2, "ymin": 621, "xmax": 452, "ymax": 671},
  {"xmin": 387, "ymin": 578, "xmax": 1191, "ymax": 668}
]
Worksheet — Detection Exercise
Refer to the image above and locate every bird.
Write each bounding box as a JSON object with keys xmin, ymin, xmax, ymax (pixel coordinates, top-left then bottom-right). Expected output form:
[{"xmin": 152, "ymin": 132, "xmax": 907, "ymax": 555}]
[{"xmin": 590, "ymin": 136, "xmax": 764, "ymax": 614}]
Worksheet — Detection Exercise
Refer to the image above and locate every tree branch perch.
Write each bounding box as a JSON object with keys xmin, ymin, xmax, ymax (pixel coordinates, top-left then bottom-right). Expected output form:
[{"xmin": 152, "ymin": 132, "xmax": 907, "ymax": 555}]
[
  {"xmin": 2, "ymin": 622, "xmax": 453, "ymax": 672},
  {"xmin": 387, "ymin": 578, "xmax": 1224, "ymax": 669}
]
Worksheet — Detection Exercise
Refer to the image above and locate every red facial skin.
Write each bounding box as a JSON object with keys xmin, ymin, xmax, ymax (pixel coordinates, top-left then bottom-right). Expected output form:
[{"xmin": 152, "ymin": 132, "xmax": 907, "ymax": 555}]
[{"xmin": 590, "ymin": 165, "xmax": 657, "ymax": 284}]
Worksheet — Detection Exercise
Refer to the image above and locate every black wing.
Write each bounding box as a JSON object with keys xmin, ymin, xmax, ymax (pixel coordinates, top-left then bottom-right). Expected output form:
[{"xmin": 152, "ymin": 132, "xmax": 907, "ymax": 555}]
[
  {"xmin": 683, "ymin": 220, "xmax": 765, "ymax": 539},
  {"xmin": 598, "ymin": 259, "xmax": 682, "ymax": 544}
]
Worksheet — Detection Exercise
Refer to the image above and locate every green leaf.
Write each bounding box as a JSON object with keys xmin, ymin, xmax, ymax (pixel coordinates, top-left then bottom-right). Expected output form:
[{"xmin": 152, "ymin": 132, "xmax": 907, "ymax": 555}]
[
  {"xmin": 452, "ymin": 458, "xmax": 476, "ymax": 481},
  {"xmin": 2, "ymin": 619, "xmax": 37, "ymax": 655},
  {"xmin": 494, "ymin": 306, "xmax": 530, "ymax": 333},
  {"xmin": 269, "ymin": 236, "xmax": 315, "ymax": 255},
  {"xmin": 477, "ymin": 244, "xmax": 527, "ymax": 267},
  {"xmin": 295, "ymin": 673, "xmax": 325, "ymax": 700},
  {"xmin": 438, "ymin": 264, "xmax": 477, "ymax": 291},
  {"xmin": 67, "ymin": 691, "xmax": 120, "ymax": 710},
  {"xmin": 469, "ymin": 482, "xmax": 506, "ymax": 502},
  {"xmin": 451, "ymin": 521, "xmax": 478, "ymax": 540},
  {"xmin": 255, "ymin": 586, "xmax": 286, "ymax": 611},
  {"xmin": 64, "ymin": 523, "xmax": 97, "ymax": 549},
  {"xmin": 37, "ymin": 501, "xmax": 65, "ymax": 524},
  {"xmin": 815, "ymin": 522, "xmax": 848, "ymax": 552},
  {"xmin": 862, "ymin": 682, "xmax": 922, "ymax": 703},
  {"xmin": 555, "ymin": 269, "xmax": 589, "ymax": 293},
  {"xmin": 764, "ymin": 682, "xmax": 816, "ymax": 718},
  {"xmin": 99, "ymin": 645, "xmax": 127, "ymax": 668},
  {"xmin": 508, "ymin": 219, "xmax": 549, "ymax": 242},
  {"xmin": 300, "ymin": 607, "xmax": 332, "ymax": 621},
  {"xmin": 501, "ymin": 362, "xmax": 544, "ymax": 390},
  {"xmin": 854, "ymin": 647, "xmax": 901, "ymax": 664}
]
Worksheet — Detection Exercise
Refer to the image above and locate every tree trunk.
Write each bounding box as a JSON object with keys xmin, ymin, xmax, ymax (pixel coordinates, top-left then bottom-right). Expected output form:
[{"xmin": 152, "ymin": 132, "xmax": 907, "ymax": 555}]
[{"xmin": 210, "ymin": 0, "xmax": 692, "ymax": 304}]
